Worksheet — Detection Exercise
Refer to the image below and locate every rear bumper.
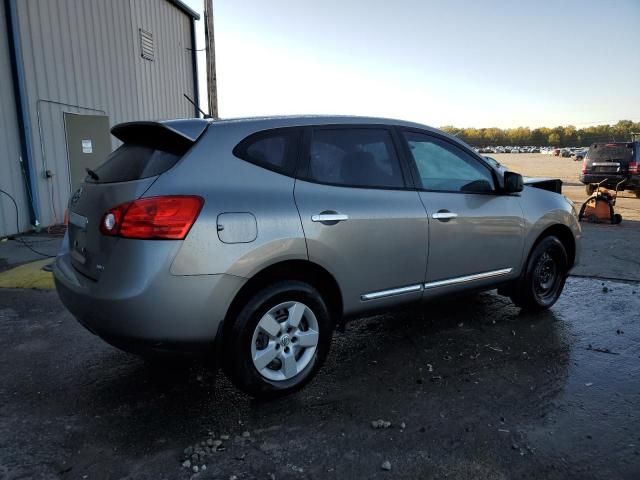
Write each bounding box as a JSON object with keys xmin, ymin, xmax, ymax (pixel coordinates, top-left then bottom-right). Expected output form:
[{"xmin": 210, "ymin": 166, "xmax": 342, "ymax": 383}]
[
  {"xmin": 579, "ymin": 174, "xmax": 639, "ymax": 190},
  {"xmin": 53, "ymin": 251, "xmax": 246, "ymax": 352}
]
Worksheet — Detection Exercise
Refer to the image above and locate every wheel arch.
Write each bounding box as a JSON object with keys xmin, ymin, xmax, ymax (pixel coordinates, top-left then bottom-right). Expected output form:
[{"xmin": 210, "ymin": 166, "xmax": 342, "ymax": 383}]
[
  {"xmin": 222, "ymin": 260, "xmax": 343, "ymax": 336},
  {"xmin": 530, "ymin": 223, "xmax": 576, "ymax": 269}
]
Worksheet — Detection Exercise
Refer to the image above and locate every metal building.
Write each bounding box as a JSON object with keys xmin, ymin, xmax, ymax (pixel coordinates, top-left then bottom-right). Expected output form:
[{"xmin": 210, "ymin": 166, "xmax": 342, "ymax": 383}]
[{"xmin": 0, "ymin": 0, "xmax": 200, "ymax": 236}]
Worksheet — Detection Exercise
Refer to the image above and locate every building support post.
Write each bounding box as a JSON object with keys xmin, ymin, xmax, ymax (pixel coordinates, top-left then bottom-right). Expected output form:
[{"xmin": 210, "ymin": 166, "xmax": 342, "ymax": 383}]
[
  {"xmin": 204, "ymin": 0, "xmax": 218, "ymax": 119},
  {"xmin": 189, "ymin": 18, "xmax": 200, "ymax": 118}
]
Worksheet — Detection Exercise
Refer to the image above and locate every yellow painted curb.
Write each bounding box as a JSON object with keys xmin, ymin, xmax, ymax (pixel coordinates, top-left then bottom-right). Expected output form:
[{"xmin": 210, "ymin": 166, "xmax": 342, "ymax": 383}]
[{"xmin": 0, "ymin": 258, "xmax": 55, "ymax": 290}]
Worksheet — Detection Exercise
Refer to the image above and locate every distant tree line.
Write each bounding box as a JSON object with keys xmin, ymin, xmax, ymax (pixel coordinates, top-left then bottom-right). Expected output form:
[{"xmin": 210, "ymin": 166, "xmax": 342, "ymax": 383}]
[{"xmin": 440, "ymin": 120, "xmax": 640, "ymax": 147}]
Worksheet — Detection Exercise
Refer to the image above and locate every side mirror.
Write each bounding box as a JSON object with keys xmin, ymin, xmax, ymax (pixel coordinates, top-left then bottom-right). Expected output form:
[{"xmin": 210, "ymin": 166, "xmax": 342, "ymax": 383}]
[{"xmin": 503, "ymin": 171, "xmax": 523, "ymax": 193}]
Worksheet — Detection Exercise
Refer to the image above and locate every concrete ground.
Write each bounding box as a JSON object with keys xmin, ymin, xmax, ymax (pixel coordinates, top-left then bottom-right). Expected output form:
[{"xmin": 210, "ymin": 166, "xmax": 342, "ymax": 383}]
[
  {"xmin": 1, "ymin": 279, "xmax": 638, "ymax": 479},
  {"xmin": 0, "ymin": 234, "xmax": 60, "ymax": 272},
  {"xmin": 0, "ymin": 153, "xmax": 639, "ymax": 479}
]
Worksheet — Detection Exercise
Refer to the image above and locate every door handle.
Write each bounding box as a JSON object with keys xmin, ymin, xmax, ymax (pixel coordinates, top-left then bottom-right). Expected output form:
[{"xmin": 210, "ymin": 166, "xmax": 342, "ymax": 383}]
[
  {"xmin": 311, "ymin": 212, "xmax": 349, "ymax": 224},
  {"xmin": 432, "ymin": 211, "xmax": 458, "ymax": 221}
]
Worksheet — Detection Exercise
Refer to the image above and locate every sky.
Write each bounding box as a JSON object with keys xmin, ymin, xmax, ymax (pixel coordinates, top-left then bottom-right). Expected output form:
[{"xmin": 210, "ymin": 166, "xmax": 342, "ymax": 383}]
[{"xmin": 182, "ymin": 0, "xmax": 640, "ymax": 129}]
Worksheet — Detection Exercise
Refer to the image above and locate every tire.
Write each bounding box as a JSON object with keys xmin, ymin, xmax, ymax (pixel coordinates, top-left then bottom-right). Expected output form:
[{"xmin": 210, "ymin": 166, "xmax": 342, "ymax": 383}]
[
  {"xmin": 222, "ymin": 280, "xmax": 333, "ymax": 398},
  {"xmin": 585, "ymin": 184, "xmax": 596, "ymax": 195},
  {"xmin": 635, "ymin": 190, "xmax": 640, "ymax": 199},
  {"xmin": 510, "ymin": 236, "xmax": 568, "ymax": 311}
]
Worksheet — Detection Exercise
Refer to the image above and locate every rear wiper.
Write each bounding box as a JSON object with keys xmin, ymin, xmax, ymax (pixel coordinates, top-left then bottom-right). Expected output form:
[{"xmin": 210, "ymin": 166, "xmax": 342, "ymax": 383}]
[{"xmin": 85, "ymin": 168, "xmax": 100, "ymax": 181}]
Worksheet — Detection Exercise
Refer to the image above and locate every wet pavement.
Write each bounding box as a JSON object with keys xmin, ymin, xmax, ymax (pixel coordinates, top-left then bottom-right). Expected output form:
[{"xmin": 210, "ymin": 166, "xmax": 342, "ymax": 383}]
[{"xmin": 1, "ymin": 277, "xmax": 639, "ymax": 480}]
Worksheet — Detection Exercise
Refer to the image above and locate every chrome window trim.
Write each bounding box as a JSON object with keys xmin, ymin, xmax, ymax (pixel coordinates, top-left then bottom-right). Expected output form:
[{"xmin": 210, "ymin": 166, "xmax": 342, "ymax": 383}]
[
  {"xmin": 361, "ymin": 284, "xmax": 423, "ymax": 301},
  {"xmin": 424, "ymin": 268, "xmax": 513, "ymax": 289}
]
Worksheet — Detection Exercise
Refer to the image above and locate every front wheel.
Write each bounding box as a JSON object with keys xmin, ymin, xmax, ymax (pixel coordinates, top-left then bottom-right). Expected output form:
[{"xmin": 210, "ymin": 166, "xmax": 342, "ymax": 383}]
[
  {"xmin": 510, "ymin": 236, "xmax": 568, "ymax": 311},
  {"xmin": 222, "ymin": 280, "xmax": 333, "ymax": 398}
]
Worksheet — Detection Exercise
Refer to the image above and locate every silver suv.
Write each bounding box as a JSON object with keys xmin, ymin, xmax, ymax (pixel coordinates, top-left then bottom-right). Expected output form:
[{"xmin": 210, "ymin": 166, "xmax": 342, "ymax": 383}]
[{"xmin": 54, "ymin": 116, "xmax": 581, "ymax": 397}]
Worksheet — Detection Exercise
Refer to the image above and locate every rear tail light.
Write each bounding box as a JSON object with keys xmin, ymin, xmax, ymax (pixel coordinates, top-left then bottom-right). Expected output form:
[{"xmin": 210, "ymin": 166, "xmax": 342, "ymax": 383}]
[
  {"xmin": 629, "ymin": 161, "xmax": 638, "ymax": 174},
  {"xmin": 581, "ymin": 160, "xmax": 587, "ymax": 174},
  {"xmin": 100, "ymin": 195, "xmax": 204, "ymax": 240}
]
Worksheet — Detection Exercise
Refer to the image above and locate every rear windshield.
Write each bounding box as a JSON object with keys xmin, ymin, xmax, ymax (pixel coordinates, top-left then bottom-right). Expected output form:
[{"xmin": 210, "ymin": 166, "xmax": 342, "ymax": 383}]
[
  {"xmin": 87, "ymin": 144, "xmax": 181, "ymax": 183},
  {"xmin": 586, "ymin": 144, "xmax": 634, "ymax": 163}
]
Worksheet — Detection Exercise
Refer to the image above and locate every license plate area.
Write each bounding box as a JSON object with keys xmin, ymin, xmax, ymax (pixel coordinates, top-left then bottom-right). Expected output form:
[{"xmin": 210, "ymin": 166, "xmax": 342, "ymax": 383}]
[
  {"xmin": 68, "ymin": 211, "xmax": 88, "ymax": 230},
  {"xmin": 591, "ymin": 162, "xmax": 620, "ymax": 173},
  {"xmin": 68, "ymin": 212, "xmax": 89, "ymax": 269}
]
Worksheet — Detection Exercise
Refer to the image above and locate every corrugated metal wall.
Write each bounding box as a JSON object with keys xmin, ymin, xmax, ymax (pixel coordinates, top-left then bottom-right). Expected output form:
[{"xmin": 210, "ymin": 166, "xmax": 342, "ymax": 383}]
[
  {"xmin": 10, "ymin": 0, "xmax": 196, "ymax": 231},
  {"xmin": 0, "ymin": 4, "xmax": 31, "ymax": 237}
]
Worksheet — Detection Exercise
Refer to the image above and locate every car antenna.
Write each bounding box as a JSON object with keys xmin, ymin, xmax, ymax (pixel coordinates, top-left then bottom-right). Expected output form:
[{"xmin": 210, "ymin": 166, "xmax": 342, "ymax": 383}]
[{"xmin": 183, "ymin": 93, "xmax": 212, "ymax": 119}]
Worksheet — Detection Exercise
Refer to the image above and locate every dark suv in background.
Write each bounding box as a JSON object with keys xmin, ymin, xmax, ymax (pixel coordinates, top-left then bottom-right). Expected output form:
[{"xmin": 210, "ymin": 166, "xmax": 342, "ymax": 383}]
[{"xmin": 580, "ymin": 141, "xmax": 639, "ymax": 197}]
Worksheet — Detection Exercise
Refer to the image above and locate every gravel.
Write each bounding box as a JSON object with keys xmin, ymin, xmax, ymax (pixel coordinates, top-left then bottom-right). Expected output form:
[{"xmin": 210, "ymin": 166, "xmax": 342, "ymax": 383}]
[{"xmin": 371, "ymin": 419, "xmax": 392, "ymax": 429}]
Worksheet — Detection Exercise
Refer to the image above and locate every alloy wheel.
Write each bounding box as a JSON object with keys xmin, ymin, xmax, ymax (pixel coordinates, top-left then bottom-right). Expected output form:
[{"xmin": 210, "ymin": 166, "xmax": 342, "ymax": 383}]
[{"xmin": 250, "ymin": 301, "xmax": 320, "ymax": 381}]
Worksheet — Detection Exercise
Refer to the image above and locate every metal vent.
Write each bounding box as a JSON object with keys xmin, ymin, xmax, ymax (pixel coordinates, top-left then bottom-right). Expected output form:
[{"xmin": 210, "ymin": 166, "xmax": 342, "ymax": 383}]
[{"xmin": 139, "ymin": 29, "xmax": 154, "ymax": 60}]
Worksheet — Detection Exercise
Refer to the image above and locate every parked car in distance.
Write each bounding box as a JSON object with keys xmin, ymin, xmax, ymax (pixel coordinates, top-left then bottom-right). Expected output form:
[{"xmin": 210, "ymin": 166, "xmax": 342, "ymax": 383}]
[
  {"xmin": 54, "ymin": 115, "xmax": 581, "ymax": 398},
  {"xmin": 572, "ymin": 149, "xmax": 587, "ymax": 161},
  {"xmin": 580, "ymin": 141, "xmax": 640, "ymax": 196}
]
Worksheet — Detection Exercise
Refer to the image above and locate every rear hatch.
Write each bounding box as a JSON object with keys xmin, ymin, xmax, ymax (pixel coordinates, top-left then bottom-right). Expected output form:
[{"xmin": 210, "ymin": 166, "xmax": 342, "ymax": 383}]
[
  {"xmin": 584, "ymin": 142, "xmax": 635, "ymax": 175},
  {"xmin": 66, "ymin": 120, "xmax": 208, "ymax": 280}
]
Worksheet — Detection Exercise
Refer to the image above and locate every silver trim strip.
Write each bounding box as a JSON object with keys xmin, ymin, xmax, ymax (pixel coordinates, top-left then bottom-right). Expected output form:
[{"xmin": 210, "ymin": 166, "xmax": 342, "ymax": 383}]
[
  {"xmin": 424, "ymin": 268, "xmax": 513, "ymax": 289},
  {"xmin": 432, "ymin": 212, "xmax": 458, "ymax": 219},
  {"xmin": 361, "ymin": 284, "xmax": 423, "ymax": 301},
  {"xmin": 312, "ymin": 214, "xmax": 349, "ymax": 222}
]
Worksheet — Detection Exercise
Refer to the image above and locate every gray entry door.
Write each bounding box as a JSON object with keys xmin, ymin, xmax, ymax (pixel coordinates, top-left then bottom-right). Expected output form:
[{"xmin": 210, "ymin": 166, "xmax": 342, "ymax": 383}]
[{"xmin": 64, "ymin": 113, "xmax": 111, "ymax": 191}]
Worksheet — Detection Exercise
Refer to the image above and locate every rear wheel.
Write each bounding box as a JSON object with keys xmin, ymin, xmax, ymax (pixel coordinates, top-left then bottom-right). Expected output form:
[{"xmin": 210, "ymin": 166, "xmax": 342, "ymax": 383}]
[
  {"xmin": 222, "ymin": 280, "xmax": 333, "ymax": 398},
  {"xmin": 510, "ymin": 236, "xmax": 568, "ymax": 311},
  {"xmin": 585, "ymin": 184, "xmax": 596, "ymax": 195}
]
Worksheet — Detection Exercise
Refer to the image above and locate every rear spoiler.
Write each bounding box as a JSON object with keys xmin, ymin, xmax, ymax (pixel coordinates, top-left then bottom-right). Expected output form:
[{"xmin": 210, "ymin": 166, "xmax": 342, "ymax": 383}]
[
  {"xmin": 111, "ymin": 119, "xmax": 209, "ymax": 154},
  {"xmin": 523, "ymin": 177, "xmax": 562, "ymax": 194}
]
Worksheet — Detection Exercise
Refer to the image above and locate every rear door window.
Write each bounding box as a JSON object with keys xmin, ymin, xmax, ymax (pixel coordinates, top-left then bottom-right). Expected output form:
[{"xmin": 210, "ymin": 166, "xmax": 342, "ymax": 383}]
[
  {"xmin": 89, "ymin": 144, "xmax": 181, "ymax": 183},
  {"xmin": 307, "ymin": 128, "xmax": 405, "ymax": 188}
]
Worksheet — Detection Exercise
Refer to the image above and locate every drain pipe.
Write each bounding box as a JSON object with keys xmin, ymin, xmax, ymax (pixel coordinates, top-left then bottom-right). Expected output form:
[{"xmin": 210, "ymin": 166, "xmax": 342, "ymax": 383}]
[{"xmin": 4, "ymin": 0, "xmax": 41, "ymax": 229}]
